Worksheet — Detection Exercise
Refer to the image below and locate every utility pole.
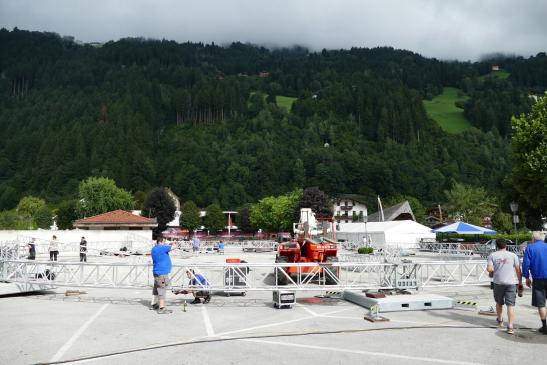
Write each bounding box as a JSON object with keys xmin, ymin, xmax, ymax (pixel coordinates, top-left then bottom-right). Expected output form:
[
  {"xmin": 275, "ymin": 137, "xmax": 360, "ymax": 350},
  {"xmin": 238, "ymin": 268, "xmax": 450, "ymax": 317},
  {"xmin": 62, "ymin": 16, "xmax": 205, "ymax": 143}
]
[
  {"xmin": 510, "ymin": 202, "xmax": 519, "ymax": 245},
  {"xmin": 364, "ymin": 215, "xmax": 369, "ymax": 247}
]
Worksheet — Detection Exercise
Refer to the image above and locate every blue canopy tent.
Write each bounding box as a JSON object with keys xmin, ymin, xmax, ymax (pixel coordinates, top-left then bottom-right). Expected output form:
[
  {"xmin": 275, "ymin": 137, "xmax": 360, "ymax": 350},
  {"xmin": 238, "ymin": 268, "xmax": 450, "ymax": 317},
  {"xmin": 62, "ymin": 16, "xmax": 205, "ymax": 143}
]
[{"xmin": 432, "ymin": 222, "xmax": 496, "ymax": 234}]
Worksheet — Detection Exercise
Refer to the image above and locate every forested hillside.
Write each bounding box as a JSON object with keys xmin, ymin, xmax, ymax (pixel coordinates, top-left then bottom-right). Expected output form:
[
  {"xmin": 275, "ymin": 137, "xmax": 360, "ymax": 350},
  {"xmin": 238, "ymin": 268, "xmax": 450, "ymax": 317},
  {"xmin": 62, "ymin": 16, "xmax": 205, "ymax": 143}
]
[{"xmin": 0, "ymin": 28, "xmax": 545, "ymax": 211}]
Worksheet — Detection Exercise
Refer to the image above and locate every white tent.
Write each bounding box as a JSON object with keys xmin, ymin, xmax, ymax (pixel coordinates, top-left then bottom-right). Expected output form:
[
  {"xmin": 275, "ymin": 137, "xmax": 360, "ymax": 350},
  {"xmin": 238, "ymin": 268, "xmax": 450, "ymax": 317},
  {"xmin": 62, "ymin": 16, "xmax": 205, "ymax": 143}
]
[{"xmin": 336, "ymin": 220, "xmax": 435, "ymax": 249}]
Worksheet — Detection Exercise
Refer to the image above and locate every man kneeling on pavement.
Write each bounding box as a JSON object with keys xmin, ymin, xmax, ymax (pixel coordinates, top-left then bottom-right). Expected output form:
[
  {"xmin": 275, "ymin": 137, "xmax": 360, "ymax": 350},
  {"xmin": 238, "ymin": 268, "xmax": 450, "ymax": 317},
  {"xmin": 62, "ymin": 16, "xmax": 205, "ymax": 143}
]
[{"xmin": 173, "ymin": 269, "xmax": 211, "ymax": 304}]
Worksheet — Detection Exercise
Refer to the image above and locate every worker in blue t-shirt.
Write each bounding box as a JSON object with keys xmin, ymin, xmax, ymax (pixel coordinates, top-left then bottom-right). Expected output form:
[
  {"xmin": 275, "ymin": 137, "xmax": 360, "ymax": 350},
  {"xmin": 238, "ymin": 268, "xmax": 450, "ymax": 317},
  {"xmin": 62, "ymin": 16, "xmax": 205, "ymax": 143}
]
[
  {"xmin": 186, "ymin": 269, "xmax": 211, "ymax": 304},
  {"xmin": 151, "ymin": 237, "xmax": 177, "ymax": 314},
  {"xmin": 218, "ymin": 241, "xmax": 225, "ymax": 255},
  {"xmin": 522, "ymin": 231, "xmax": 547, "ymax": 334}
]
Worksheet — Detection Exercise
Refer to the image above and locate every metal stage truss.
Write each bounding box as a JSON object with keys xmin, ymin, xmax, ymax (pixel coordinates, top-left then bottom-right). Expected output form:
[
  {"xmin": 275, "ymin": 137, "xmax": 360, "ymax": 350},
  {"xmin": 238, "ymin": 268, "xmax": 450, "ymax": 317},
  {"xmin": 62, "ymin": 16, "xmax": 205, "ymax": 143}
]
[
  {"xmin": 417, "ymin": 242, "xmax": 525, "ymax": 257},
  {"xmin": 0, "ymin": 258, "xmax": 492, "ymax": 291},
  {"xmin": 2, "ymin": 239, "xmax": 279, "ymax": 258}
]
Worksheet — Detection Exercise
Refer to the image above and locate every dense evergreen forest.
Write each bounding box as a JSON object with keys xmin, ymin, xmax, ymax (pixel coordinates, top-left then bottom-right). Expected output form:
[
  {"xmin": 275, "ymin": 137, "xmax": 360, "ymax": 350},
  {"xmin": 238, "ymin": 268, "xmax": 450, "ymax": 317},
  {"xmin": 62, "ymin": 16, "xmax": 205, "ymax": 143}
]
[{"xmin": 1, "ymin": 28, "xmax": 546, "ymax": 212}]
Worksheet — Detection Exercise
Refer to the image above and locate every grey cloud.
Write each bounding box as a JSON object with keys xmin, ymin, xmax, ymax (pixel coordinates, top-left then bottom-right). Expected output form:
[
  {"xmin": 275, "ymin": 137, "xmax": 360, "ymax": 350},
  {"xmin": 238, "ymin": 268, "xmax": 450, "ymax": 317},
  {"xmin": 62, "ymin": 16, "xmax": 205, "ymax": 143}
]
[{"xmin": 1, "ymin": 0, "xmax": 546, "ymax": 60}]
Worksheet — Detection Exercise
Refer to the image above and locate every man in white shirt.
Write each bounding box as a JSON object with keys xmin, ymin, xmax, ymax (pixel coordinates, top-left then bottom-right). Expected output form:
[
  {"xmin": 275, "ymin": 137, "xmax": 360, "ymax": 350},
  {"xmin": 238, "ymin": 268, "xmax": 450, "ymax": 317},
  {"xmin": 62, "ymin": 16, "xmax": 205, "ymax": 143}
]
[{"xmin": 487, "ymin": 239, "xmax": 523, "ymax": 334}]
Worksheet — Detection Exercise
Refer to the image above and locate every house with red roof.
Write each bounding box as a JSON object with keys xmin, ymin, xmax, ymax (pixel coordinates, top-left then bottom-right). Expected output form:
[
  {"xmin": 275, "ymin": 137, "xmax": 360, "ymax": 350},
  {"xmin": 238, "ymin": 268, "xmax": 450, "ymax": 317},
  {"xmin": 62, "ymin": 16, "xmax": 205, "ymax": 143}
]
[{"xmin": 73, "ymin": 210, "xmax": 157, "ymax": 231}]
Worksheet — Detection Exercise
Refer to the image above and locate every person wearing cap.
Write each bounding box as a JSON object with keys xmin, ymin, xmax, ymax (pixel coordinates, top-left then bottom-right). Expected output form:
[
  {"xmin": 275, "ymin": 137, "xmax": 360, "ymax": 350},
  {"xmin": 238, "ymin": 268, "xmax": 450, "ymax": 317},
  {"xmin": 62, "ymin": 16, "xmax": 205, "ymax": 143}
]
[
  {"xmin": 487, "ymin": 238, "xmax": 523, "ymax": 334},
  {"xmin": 522, "ymin": 231, "xmax": 547, "ymax": 334},
  {"xmin": 151, "ymin": 237, "xmax": 177, "ymax": 314}
]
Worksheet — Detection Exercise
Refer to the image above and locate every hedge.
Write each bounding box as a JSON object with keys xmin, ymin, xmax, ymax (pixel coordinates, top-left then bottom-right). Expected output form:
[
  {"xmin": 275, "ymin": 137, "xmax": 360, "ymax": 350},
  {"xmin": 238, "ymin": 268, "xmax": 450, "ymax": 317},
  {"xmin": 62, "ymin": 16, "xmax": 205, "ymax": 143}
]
[
  {"xmin": 357, "ymin": 247, "xmax": 374, "ymax": 254},
  {"xmin": 436, "ymin": 233, "xmax": 531, "ymax": 243}
]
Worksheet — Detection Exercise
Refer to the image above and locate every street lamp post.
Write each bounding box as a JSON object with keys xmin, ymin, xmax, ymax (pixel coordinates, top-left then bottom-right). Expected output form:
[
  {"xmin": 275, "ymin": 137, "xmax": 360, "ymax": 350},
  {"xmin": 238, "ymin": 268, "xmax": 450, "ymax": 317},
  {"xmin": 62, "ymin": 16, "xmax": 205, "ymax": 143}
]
[{"xmin": 510, "ymin": 202, "xmax": 519, "ymax": 245}]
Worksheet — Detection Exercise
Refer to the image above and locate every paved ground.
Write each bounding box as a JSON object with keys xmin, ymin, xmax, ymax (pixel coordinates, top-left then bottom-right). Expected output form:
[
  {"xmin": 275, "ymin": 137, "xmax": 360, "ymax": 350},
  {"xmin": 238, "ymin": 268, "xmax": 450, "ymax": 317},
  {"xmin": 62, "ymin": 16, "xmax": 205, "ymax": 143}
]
[{"xmin": 1, "ymin": 250, "xmax": 546, "ymax": 365}]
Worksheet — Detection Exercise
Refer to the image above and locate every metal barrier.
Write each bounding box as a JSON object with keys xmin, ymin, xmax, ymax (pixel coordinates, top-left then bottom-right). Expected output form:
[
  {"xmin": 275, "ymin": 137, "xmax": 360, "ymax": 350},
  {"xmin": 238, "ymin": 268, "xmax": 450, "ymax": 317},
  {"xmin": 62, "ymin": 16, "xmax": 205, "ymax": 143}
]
[
  {"xmin": 174, "ymin": 240, "xmax": 278, "ymax": 252},
  {"xmin": 0, "ymin": 259, "xmax": 491, "ymax": 291},
  {"xmin": 340, "ymin": 248, "xmax": 403, "ymax": 263}
]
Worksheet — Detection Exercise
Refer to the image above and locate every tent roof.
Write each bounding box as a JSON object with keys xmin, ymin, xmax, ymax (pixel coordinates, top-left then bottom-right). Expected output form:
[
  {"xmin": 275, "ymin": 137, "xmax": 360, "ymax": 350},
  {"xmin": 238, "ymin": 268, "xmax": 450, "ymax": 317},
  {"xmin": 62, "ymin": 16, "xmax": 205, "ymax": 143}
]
[
  {"xmin": 432, "ymin": 221, "xmax": 496, "ymax": 234},
  {"xmin": 338, "ymin": 220, "xmax": 432, "ymax": 234}
]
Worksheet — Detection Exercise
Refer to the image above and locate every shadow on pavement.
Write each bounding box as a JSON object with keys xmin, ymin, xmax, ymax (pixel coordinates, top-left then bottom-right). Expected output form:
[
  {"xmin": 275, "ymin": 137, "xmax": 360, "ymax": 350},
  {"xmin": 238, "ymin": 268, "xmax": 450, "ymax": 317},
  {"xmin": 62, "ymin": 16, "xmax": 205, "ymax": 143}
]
[
  {"xmin": 494, "ymin": 328, "xmax": 547, "ymax": 344},
  {"xmin": 428, "ymin": 308, "xmax": 505, "ymax": 327}
]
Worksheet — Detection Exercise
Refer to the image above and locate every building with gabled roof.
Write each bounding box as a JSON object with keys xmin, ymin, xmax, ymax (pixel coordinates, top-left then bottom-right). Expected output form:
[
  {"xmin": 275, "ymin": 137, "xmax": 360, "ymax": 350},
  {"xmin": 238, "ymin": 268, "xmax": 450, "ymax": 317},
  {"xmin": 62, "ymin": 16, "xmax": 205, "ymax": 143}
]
[
  {"xmin": 367, "ymin": 201, "xmax": 415, "ymax": 222},
  {"xmin": 73, "ymin": 210, "xmax": 157, "ymax": 230},
  {"xmin": 333, "ymin": 194, "xmax": 368, "ymax": 223}
]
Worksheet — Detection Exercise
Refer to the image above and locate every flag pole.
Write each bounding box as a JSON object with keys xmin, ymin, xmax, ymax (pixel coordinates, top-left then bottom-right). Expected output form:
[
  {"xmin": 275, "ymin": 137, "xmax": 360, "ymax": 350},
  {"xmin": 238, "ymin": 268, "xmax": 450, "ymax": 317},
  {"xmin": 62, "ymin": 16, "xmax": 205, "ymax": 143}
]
[{"xmin": 378, "ymin": 195, "xmax": 384, "ymax": 222}]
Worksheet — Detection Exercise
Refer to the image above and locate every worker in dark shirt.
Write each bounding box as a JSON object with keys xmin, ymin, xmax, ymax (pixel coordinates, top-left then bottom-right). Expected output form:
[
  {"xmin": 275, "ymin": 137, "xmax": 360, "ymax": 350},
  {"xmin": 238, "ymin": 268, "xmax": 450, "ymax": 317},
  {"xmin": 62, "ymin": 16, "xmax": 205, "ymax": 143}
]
[
  {"xmin": 79, "ymin": 236, "xmax": 87, "ymax": 262},
  {"xmin": 27, "ymin": 238, "xmax": 36, "ymax": 260}
]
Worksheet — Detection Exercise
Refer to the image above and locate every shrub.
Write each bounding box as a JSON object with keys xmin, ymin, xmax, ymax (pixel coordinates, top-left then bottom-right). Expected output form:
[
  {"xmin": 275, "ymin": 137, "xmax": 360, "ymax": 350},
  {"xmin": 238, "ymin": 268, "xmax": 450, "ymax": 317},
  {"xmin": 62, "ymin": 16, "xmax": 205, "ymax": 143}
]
[{"xmin": 358, "ymin": 247, "xmax": 374, "ymax": 254}]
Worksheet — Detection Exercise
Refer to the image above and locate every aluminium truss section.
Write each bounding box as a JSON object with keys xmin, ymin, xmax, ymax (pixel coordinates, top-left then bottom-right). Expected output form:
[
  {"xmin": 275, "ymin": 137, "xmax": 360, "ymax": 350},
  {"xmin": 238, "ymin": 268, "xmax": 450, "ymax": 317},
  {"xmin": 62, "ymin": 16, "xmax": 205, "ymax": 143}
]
[
  {"xmin": 417, "ymin": 242, "xmax": 524, "ymax": 257},
  {"xmin": 0, "ymin": 260, "xmax": 397, "ymax": 291},
  {"xmin": 0, "ymin": 259, "xmax": 491, "ymax": 291},
  {"xmin": 415, "ymin": 260, "xmax": 491, "ymax": 287},
  {"xmin": 7, "ymin": 238, "xmax": 138, "ymax": 256},
  {"xmin": 0, "ymin": 243, "xmax": 20, "ymax": 260}
]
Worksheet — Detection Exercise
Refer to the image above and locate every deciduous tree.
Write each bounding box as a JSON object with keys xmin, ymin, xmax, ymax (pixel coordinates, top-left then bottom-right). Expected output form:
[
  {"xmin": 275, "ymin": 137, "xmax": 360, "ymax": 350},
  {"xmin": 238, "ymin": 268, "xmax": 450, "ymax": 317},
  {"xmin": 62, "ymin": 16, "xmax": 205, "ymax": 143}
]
[
  {"xmin": 78, "ymin": 177, "xmax": 134, "ymax": 217},
  {"xmin": 143, "ymin": 188, "xmax": 176, "ymax": 237},
  {"xmin": 34, "ymin": 206, "xmax": 53, "ymax": 229},
  {"xmin": 16, "ymin": 196, "xmax": 46, "ymax": 219},
  {"xmin": 444, "ymin": 183, "xmax": 494, "ymax": 225},
  {"xmin": 204, "ymin": 203, "xmax": 225, "ymax": 233},
  {"xmin": 297, "ymin": 187, "xmax": 332, "ymax": 219},
  {"xmin": 237, "ymin": 204, "xmax": 254, "ymax": 233},
  {"xmin": 56, "ymin": 200, "xmax": 79, "ymax": 229},
  {"xmin": 510, "ymin": 94, "xmax": 547, "ymax": 211},
  {"xmin": 180, "ymin": 201, "xmax": 201, "ymax": 232},
  {"xmin": 251, "ymin": 189, "xmax": 302, "ymax": 232}
]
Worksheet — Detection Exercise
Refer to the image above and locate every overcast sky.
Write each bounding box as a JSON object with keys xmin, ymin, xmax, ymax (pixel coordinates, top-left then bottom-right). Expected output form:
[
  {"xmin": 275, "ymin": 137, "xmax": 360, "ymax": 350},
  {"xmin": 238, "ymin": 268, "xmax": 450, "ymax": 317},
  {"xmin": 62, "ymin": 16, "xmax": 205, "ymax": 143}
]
[{"xmin": 1, "ymin": 0, "xmax": 546, "ymax": 60}]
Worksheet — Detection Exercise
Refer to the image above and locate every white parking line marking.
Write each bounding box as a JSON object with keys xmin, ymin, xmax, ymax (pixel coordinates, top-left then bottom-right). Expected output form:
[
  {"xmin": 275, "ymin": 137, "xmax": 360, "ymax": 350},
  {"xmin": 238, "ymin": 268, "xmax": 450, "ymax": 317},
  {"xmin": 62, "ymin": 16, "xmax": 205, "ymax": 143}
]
[
  {"xmin": 49, "ymin": 304, "xmax": 109, "ymax": 362},
  {"xmin": 321, "ymin": 315, "xmax": 364, "ymax": 320},
  {"xmin": 51, "ymin": 307, "xmax": 355, "ymax": 363},
  {"xmin": 215, "ymin": 307, "xmax": 352, "ymax": 337},
  {"xmin": 296, "ymin": 303, "xmax": 319, "ymax": 317},
  {"xmin": 202, "ymin": 306, "xmax": 215, "ymax": 336},
  {"xmin": 240, "ymin": 338, "xmax": 486, "ymax": 365}
]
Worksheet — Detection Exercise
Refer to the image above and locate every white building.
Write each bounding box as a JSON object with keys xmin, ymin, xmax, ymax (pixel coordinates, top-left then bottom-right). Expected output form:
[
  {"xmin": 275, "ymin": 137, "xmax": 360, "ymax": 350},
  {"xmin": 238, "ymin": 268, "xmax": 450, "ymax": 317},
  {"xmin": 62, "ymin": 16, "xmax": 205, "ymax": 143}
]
[{"xmin": 333, "ymin": 196, "xmax": 368, "ymax": 223}]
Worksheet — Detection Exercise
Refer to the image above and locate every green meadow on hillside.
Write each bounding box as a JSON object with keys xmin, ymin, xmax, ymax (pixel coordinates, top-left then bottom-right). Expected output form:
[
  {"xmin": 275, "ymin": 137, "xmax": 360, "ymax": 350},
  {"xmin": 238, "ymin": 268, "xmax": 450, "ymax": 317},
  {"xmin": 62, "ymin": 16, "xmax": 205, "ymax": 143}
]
[
  {"xmin": 249, "ymin": 92, "xmax": 296, "ymax": 112},
  {"xmin": 276, "ymin": 95, "xmax": 297, "ymax": 112},
  {"xmin": 423, "ymin": 87, "xmax": 472, "ymax": 133},
  {"xmin": 478, "ymin": 70, "xmax": 510, "ymax": 81}
]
